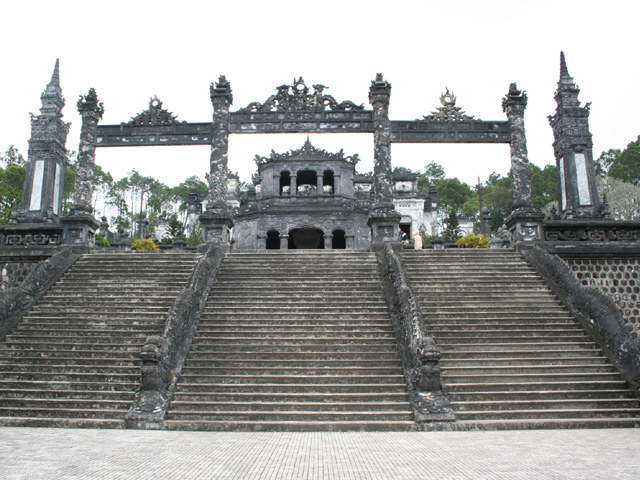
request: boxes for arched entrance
[332,229,346,249]
[266,230,280,249]
[288,228,324,249]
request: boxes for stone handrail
[522,246,640,390]
[375,244,454,423]
[0,247,78,341]
[126,243,225,429]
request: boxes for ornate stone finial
[77,88,105,119]
[601,194,611,219]
[50,58,61,87]
[39,59,65,116]
[424,88,475,122]
[502,82,528,112]
[369,73,391,105]
[210,75,233,105]
[560,51,569,78]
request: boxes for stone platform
[1,427,638,479]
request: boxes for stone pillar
[548,52,600,218]
[20,59,69,224]
[502,83,543,247]
[367,73,401,249]
[200,75,233,245]
[290,175,297,197]
[61,88,104,247]
[279,234,289,250]
[324,234,333,249]
[316,174,323,196]
[480,207,492,238]
[334,174,341,196]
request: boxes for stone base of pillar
[199,209,233,246]
[61,214,100,247]
[368,209,402,252]
[279,235,289,250]
[505,207,545,250]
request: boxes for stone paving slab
[1,427,639,479]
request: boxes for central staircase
[166,250,413,431]
[0,251,197,428]
[402,249,640,429]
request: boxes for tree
[0,146,26,224]
[530,164,557,211]
[597,136,640,186]
[432,177,474,214]
[443,209,462,243]
[597,176,640,221]
[482,172,513,232]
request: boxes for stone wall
[563,256,640,340]
[1,262,40,294]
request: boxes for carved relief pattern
[423,89,476,122]
[254,137,358,165]
[502,83,534,210]
[72,88,104,215]
[544,227,640,242]
[129,97,182,125]
[1,232,62,246]
[206,76,233,211]
[369,74,394,209]
[238,77,364,113]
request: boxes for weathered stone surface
[19,60,70,223]
[69,88,104,216]
[0,247,78,341]
[126,244,225,429]
[548,52,601,218]
[375,244,454,422]
[206,76,233,213]
[523,246,640,389]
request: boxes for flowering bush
[131,238,159,251]
[456,233,489,248]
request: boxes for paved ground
[1,427,639,479]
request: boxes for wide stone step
[454,408,640,421]
[199,314,393,321]
[171,392,409,403]
[196,320,394,328]
[0,380,137,392]
[0,398,132,410]
[434,335,588,344]
[5,334,149,344]
[445,380,630,392]
[12,327,160,336]
[169,400,411,413]
[0,389,134,400]
[166,410,411,422]
[432,330,585,339]
[184,359,402,368]
[190,338,398,347]
[0,364,137,374]
[448,389,638,401]
[451,398,640,412]
[0,348,140,359]
[15,322,163,331]
[427,320,578,328]
[0,406,128,419]
[185,351,401,361]
[440,348,601,359]
[0,371,139,382]
[178,374,405,385]
[442,372,622,384]
[192,332,394,340]
[181,367,403,376]
[176,383,408,394]
[195,327,394,335]
[188,343,399,353]
[202,306,390,314]
[438,342,597,352]
[163,419,414,432]
[3,343,142,352]
[442,356,609,367]
[0,356,140,367]
[442,364,616,375]
[453,418,640,431]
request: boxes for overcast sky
[1,1,638,189]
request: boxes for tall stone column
[70,89,104,215]
[61,88,104,246]
[502,83,543,247]
[200,75,234,246]
[20,59,70,224]
[367,74,401,249]
[548,52,600,218]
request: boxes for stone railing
[126,243,225,429]
[375,244,454,424]
[0,247,78,341]
[522,246,640,390]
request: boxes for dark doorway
[279,171,291,195]
[400,223,411,239]
[323,170,334,194]
[332,229,346,249]
[288,228,324,249]
[266,230,280,249]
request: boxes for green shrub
[456,233,489,248]
[95,233,111,248]
[131,238,159,251]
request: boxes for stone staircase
[402,249,640,429]
[166,250,413,431]
[0,251,197,428]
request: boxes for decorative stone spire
[548,51,600,218]
[20,59,70,222]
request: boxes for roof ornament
[423,88,476,122]
[239,77,364,113]
[254,138,359,165]
[128,97,183,125]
